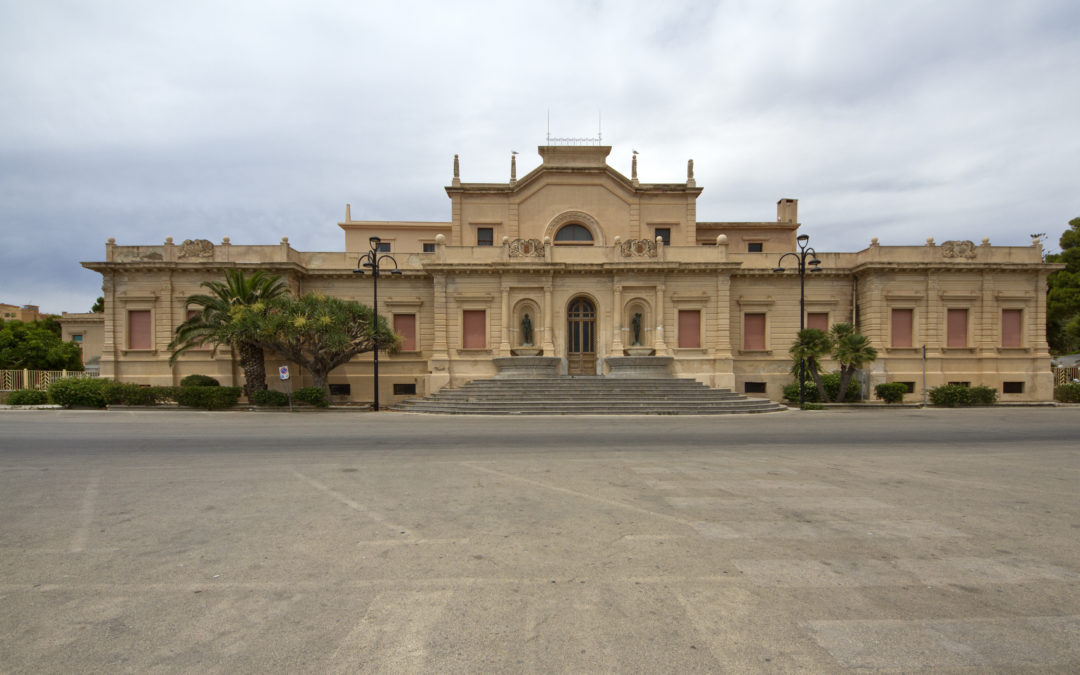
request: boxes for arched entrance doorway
[567,297,596,375]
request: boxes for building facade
[83,145,1056,403]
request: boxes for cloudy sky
[2,0,1078,314]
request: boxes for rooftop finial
[687,159,695,187]
[510,152,517,185]
[452,154,460,187]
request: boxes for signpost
[279,365,292,411]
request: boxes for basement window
[328,384,351,396]
[1002,381,1024,394]
[393,383,417,395]
[744,382,767,394]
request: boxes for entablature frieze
[736,296,776,308]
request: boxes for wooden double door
[566,297,596,375]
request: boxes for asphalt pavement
[1,407,1078,672]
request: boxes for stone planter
[605,355,674,378]
[493,356,562,378]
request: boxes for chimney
[777,198,798,224]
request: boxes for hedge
[6,389,50,405]
[102,382,179,406]
[249,389,290,406]
[293,386,329,408]
[47,377,112,408]
[1054,382,1080,403]
[179,374,220,387]
[928,384,997,407]
[783,372,861,403]
[174,386,242,410]
[874,382,908,404]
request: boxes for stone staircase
[391,377,789,415]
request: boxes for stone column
[612,282,624,353]
[654,283,668,354]
[429,273,450,392]
[542,281,555,355]
[499,283,511,356]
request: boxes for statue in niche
[521,313,533,346]
[631,312,643,345]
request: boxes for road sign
[279,365,290,381]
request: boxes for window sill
[737,349,772,355]
[458,348,492,354]
[886,347,921,353]
[996,347,1031,353]
[942,347,976,353]
[122,349,158,355]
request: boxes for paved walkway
[1,409,1078,672]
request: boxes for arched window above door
[554,224,594,244]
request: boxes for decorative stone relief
[508,238,545,257]
[941,240,977,259]
[178,239,215,259]
[618,238,657,257]
[115,247,163,262]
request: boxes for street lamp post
[354,236,401,411]
[774,233,822,408]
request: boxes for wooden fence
[0,369,99,391]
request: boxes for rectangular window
[462,310,486,349]
[744,313,766,351]
[422,242,435,253]
[1002,309,1022,347]
[654,227,671,245]
[375,241,391,253]
[393,383,417,395]
[394,314,417,351]
[477,227,494,246]
[806,312,828,331]
[128,310,151,350]
[744,381,767,394]
[891,308,913,347]
[72,334,83,342]
[1002,381,1024,394]
[677,310,701,348]
[328,383,351,396]
[900,381,916,393]
[947,308,968,348]
[747,242,763,253]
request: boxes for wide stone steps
[391,377,789,415]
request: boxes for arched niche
[624,298,653,348]
[512,299,541,348]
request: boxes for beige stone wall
[81,147,1057,404]
[58,312,105,369]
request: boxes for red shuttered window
[1002,309,1022,347]
[806,312,828,331]
[678,310,701,348]
[394,314,417,351]
[947,309,968,348]
[891,309,913,348]
[744,313,766,351]
[462,310,486,349]
[129,310,151,350]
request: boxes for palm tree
[789,328,832,402]
[830,323,878,402]
[169,269,289,395]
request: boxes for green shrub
[293,386,329,408]
[102,382,176,406]
[929,384,998,407]
[968,385,997,406]
[801,403,825,410]
[179,374,220,387]
[7,389,49,405]
[874,382,908,404]
[782,372,861,403]
[250,389,289,406]
[47,377,111,408]
[1054,382,1080,403]
[175,386,241,410]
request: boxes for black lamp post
[354,236,401,411]
[774,233,822,408]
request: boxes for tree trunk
[809,358,829,402]
[835,366,854,403]
[237,342,267,397]
[311,370,329,398]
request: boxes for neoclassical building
[84,144,1056,403]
